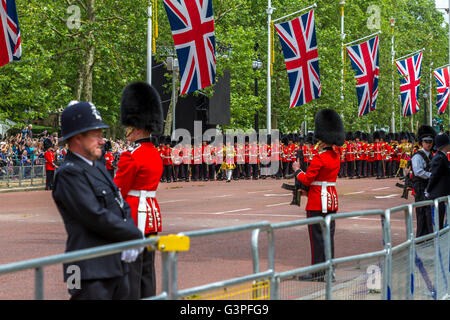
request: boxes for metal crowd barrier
[0,196,448,300]
[0,161,46,188]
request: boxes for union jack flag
[275,10,321,109]
[0,0,21,67]
[163,0,216,95]
[346,36,379,117]
[433,66,449,115]
[396,52,423,117]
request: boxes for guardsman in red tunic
[43,138,57,190]
[345,132,355,179]
[259,136,271,179]
[270,136,281,179]
[113,82,164,299]
[249,139,259,179]
[244,137,251,179]
[103,140,115,178]
[373,131,385,179]
[384,133,394,178]
[192,139,202,181]
[171,139,183,182]
[292,108,345,282]
[181,140,191,181]
[354,132,363,178]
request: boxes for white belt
[128,190,157,234]
[311,181,336,213]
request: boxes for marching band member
[292,108,345,282]
[221,137,236,182]
[114,82,164,299]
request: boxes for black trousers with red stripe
[306,210,336,266]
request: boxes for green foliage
[1,0,449,134]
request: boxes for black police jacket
[427,150,450,200]
[52,151,142,281]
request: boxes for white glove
[121,249,139,263]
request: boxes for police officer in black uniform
[52,101,143,300]
[411,125,436,237]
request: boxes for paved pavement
[0,176,413,299]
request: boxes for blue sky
[435,0,449,23]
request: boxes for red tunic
[345,142,355,162]
[44,151,56,171]
[114,140,163,234]
[296,148,340,212]
[104,152,114,170]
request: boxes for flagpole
[394,48,425,62]
[272,3,317,23]
[147,4,153,85]
[345,30,381,47]
[340,1,345,103]
[267,0,274,135]
[429,48,433,126]
[391,18,395,133]
[434,63,450,71]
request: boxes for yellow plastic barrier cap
[156,234,190,252]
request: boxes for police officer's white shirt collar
[72,151,94,166]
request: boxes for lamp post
[340,0,345,103]
[253,43,263,131]
[423,90,428,125]
[166,56,179,140]
[390,17,395,132]
[147,4,153,85]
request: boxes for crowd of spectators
[0,125,131,179]
[0,125,61,178]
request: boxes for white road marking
[210,194,233,198]
[264,193,292,197]
[213,208,252,215]
[240,213,304,218]
[344,191,365,195]
[374,194,399,199]
[248,190,273,194]
[265,202,291,207]
[158,199,187,204]
[372,187,391,191]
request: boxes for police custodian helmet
[60,101,109,141]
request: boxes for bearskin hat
[361,132,368,141]
[346,131,353,141]
[120,82,163,135]
[43,138,53,151]
[373,131,380,141]
[104,140,112,152]
[417,125,436,143]
[314,108,345,146]
[379,130,386,141]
